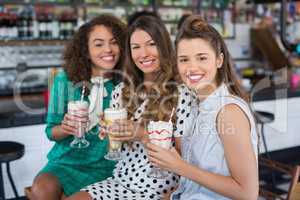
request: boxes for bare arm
[172,104,258,200]
[147,104,258,200]
[174,137,181,155]
[51,125,69,141]
[51,114,89,141]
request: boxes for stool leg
[0,163,5,200]
[261,124,271,158]
[261,124,277,189]
[6,162,19,198]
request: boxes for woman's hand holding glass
[146,143,184,175]
[62,102,90,149]
[61,113,89,137]
[99,119,148,143]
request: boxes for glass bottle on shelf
[0,12,8,40]
[59,14,67,39]
[38,13,47,39]
[59,11,77,40]
[10,14,18,39]
[7,13,13,39]
[0,12,3,39]
[26,10,34,39]
[45,12,53,39]
[17,11,26,39]
[52,14,60,39]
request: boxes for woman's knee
[31,173,62,198]
[65,191,92,200]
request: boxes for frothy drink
[148,121,173,149]
[68,101,89,137]
[104,108,128,151]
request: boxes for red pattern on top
[147,129,172,135]
[150,137,172,141]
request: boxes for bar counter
[0,93,46,128]
[1,85,300,128]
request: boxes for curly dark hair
[122,15,179,122]
[62,14,126,85]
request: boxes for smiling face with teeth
[130,29,160,79]
[177,38,223,95]
[88,25,120,76]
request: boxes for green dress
[40,71,116,196]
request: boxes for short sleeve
[173,84,195,137]
[110,82,124,109]
[45,72,69,141]
[214,96,258,157]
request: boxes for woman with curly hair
[66,14,194,200]
[30,14,126,200]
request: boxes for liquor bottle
[45,12,53,39]
[59,14,67,39]
[52,16,60,39]
[26,10,34,39]
[0,12,8,39]
[0,12,3,39]
[17,11,26,39]
[10,13,18,39]
[38,13,47,39]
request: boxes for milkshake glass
[147,120,173,178]
[104,108,127,160]
[68,100,89,148]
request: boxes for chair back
[259,157,300,200]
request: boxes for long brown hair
[62,14,126,85]
[122,15,178,122]
[175,15,248,102]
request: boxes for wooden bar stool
[0,141,24,200]
[24,186,33,199]
[259,157,300,200]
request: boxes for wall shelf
[157,4,195,9]
[0,39,68,46]
[0,0,74,6]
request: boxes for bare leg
[61,193,67,200]
[65,191,92,200]
[31,173,62,200]
[162,192,172,200]
[162,187,177,200]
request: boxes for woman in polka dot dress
[66,15,194,200]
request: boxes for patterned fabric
[88,76,109,131]
[40,71,116,196]
[171,84,258,200]
[82,83,195,200]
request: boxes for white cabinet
[0,124,53,199]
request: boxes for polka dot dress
[82,83,194,200]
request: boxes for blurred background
[0,0,300,199]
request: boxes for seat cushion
[0,141,24,162]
